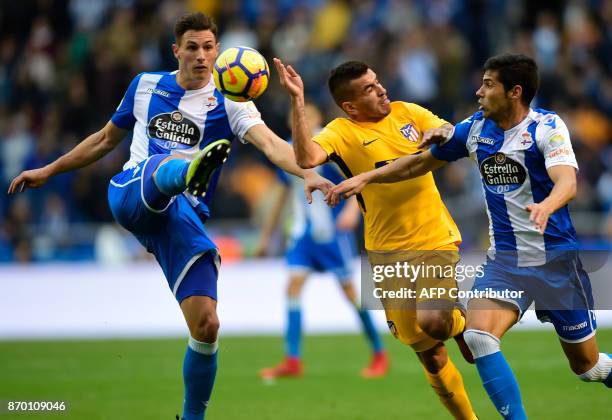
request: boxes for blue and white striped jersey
[431,108,578,266]
[111,71,264,215]
[278,161,348,243]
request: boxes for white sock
[579,353,612,382]
[188,336,218,355]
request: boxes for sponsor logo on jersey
[148,111,200,146]
[362,137,379,146]
[146,87,171,97]
[400,123,419,142]
[547,147,571,159]
[479,152,527,194]
[548,134,565,147]
[544,116,557,129]
[472,135,495,145]
[562,321,587,331]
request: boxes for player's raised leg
[179,252,221,420]
[339,281,388,378]
[259,273,307,379]
[149,139,231,202]
[464,299,526,420]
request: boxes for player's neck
[176,72,209,91]
[495,105,530,131]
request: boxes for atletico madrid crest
[400,123,419,142]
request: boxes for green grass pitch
[1,329,610,419]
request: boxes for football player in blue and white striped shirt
[328,54,611,419]
[8,12,331,420]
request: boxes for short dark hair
[328,61,370,107]
[174,12,218,45]
[484,54,539,106]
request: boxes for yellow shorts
[368,245,460,352]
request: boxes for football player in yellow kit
[274,58,477,420]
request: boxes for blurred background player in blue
[256,102,387,379]
[7,12,331,420]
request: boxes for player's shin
[421,356,477,420]
[463,329,527,419]
[286,297,302,358]
[182,337,218,420]
[154,158,189,196]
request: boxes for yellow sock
[449,308,465,338]
[423,357,477,420]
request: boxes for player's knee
[191,312,220,342]
[417,310,452,340]
[287,277,304,297]
[463,329,500,359]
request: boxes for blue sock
[357,309,383,353]
[286,298,302,358]
[475,351,527,419]
[155,158,189,196]
[182,338,218,420]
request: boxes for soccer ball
[213,46,270,102]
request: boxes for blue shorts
[286,232,355,282]
[473,252,597,343]
[107,155,219,302]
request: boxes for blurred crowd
[0,0,611,262]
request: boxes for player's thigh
[108,155,174,232]
[415,249,461,327]
[466,298,518,338]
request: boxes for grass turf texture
[1,329,610,419]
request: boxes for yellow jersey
[312,101,461,251]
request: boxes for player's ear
[341,101,356,116]
[172,43,180,60]
[214,42,220,58]
[509,85,522,102]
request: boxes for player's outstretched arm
[8,121,127,194]
[326,150,446,205]
[525,165,577,234]
[418,123,454,149]
[273,58,328,169]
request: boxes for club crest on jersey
[480,152,527,194]
[400,123,419,142]
[148,111,201,147]
[205,96,217,109]
[519,131,533,148]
